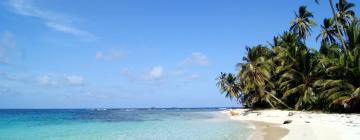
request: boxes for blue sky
[0,0,359,108]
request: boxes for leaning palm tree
[290,6,316,41]
[238,46,292,109]
[278,49,320,110]
[315,48,360,111]
[271,30,322,110]
[317,18,338,44]
[315,22,360,111]
[216,72,240,100]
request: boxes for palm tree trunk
[268,93,293,109]
[328,0,347,51]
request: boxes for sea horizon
[0,107,241,110]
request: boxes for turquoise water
[0,109,252,140]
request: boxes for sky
[0,0,359,109]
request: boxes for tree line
[217,0,360,112]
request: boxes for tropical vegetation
[217,0,360,112]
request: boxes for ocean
[0,108,252,140]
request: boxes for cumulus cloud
[95,50,127,61]
[144,66,164,80]
[64,75,84,86]
[179,52,210,66]
[120,66,165,83]
[37,74,84,87]
[0,32,22,64]
[7,0,94,40]
[37,75,50,86]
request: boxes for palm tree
[319,42,342,60]
[315,22,360,111]
[278,49,320,110]
[336,0,356,27]
[216,72,240,100]
[238,46,292,109]
[290,6,316,41]
[315,48,360,111]
[217,3,360,112]
[344,20,360,50]
[315,0,348,50]
[317,18,338,44]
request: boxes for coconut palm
[336,0,356,27]
[315,0,348,50]
[217,3,360,112]
[290,6,316,41]
[314,22,360,111]
[317,18,338,44]
[278,49,320,110]
[319,42,342,61]
[216,72,240,100]
[344,20,360,50]
[315,48,360,111]
[238,46,292,109]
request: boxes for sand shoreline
[223,109,360,140]
[247,121,289,140]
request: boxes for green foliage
[217,0,360,112]
[290,6,317,41]
[317,18,338,44]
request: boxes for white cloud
[46,22,95,40]
[37,75,56,86]
[95,50,127,61]
[172,69,201,81]
[7,0,94,40]
[36,74,84,87]
[8,0,70,22]
[121,66,201,84]
[65,75,84,86]
[0,32,22,64]
[179,52,210,66]
[120,67,165,83]
[144,66,164,80]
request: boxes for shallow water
[0,108,252,140]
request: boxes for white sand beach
[224,109,360,140]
